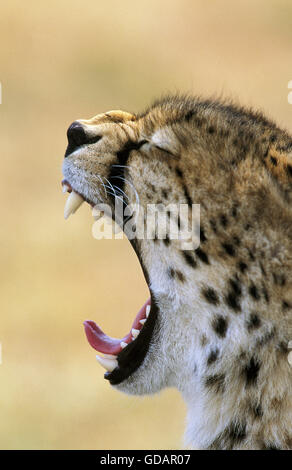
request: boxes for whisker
[96,174,107,197]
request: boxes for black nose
[67,121,87,146]
[65,121,102,157]
[65,122,88,157]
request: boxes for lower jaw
[62,179,159,385]
[104,294,158,385]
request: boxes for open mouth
[62,179,158,385]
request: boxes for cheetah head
[62,100,204,396]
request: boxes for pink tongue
[83,298,151,355]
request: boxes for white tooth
[146,305,151,318]
[131,328,140,338]
[96,355,118,372]
[62,184,70,193]
[139,319,146,325]
[103,354,117,359]
[120,342,128,349]
[64,191,84,219]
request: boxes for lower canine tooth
[146,305,151,317]
[140,319,146,325]
[64,191,84,219]
[96,355,118,372]
[131,328,140,338]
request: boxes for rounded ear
[105,110,136,123]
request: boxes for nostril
[67,121,87,147]
[65,121,102,158]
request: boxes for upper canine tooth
[131,328,140,338]
[96,355,118,372]
[64,191,84,219]
[120,342,128,349]
[139,319,146,325]
[146,305,151,318]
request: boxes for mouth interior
[83,298,151,356]
[62,179,157,385]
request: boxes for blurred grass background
[0,0,292,449]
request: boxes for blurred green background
[0,0,292,449]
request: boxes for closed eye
[154,144,175,156]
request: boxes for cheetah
[62,95,292,450]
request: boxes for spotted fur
[63,95,292,450]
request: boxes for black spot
[175,270,186,282]
[183,185,193,207]
[246,313,261,331]
[205,373,225,393]
[175,167,183,178]
[207,348,219,365]
[270,156,278,166]
[210,420,247,449]
[262,444,281,451]
[185,110,194,121]
[202,287,220,305]
[200,226,207,243]
[210,219,217,233]
[167,267,185,283]
[282,300,291,310]
[231,204,239,218]
[195,247,209,264]
[162,189,168,199]
[259,262,266,277]
[200,335,208,347]
[222,242,235,256]
[262,286,270,303]
[247,249,255,261]
[208,126,215,134]
[273,273,286,286]
[238,261,248,273]
[228,421,247,443]
[163,235,170,246]
[220,215,228,228]
[243,357,261,387]
[256,327,275,347]
[212,315,228,338]
[229,277,242,296]
[233,236,241,246]
[252,403,263,419]
[277,341,288,354]
[249,284,260,301]
[168,267,175,279]
[182,250,197,268]
[287,164,292,177]
[225,292,241,312]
